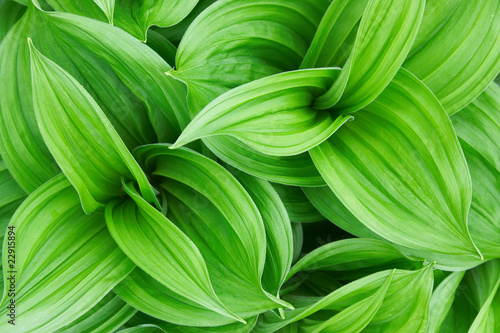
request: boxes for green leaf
[0,0,26,41]
[427,271,465,333]
[303,186,377,239]
[299,271,393,333]
[172,68,352,156]
[287,239,413,281]
[404,0,500,115]
[203,136,325,186]
[153,0,216,46]
[29,40,158,213]
[105,180,242,323]
[93,0,114,23]
[310,69,481,264]
[312,0,425,112]
[113,0,199,41]
[0,174,135,332]
[54,291,137,333]
[134,145,291,313]
[42,0,108,22]
[115,268,246,327]
[0,6,188,192]
[466,260,500,333]
[126,311,258,333]
[256,264,433,332]
[0,158,26,234]
[451,83,500,259]
[228,168,293,297]
[271,183,323,223]
[146,29,177,68]
[170,0,329,114]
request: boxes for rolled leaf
[310,69,481,264]
[312,0,425,112]
[0,174,135,332]
[29,40,157,213]
[172,68,352,156]
[405,0,500,115]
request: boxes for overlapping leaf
[272,183,323,223]
[310,69,481,266]
[256,264,433,332]
[0,5,188,192]
[451,83,500,259]
[309,0,425,112]
[0,174,134,332]
[170,0,329,114]
[29,41,157,213]
[405,0,500,115]
[228,169,293,297]
[172,68,352,156]
[54,291,137,333]
[0,0,26,41]
[427,271,465,333]
[106,180,242,324]
[133,145,290,315]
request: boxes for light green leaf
[0,174,135,332]
[134,145,291,314]
[172,68,352,156]
[29,40,157,213]
[118,326,163,333]
[171,0,329,114]
[0,0,26,41]
[303,186,377,239]
[146,29,177,68]
[113,0,199,41]
[126,311,258,333]
[228,168,293,297]
[292,222,303,264]
[300,271,393,333]
[256,264,433,332]
[0,158,26,235]
[105,180,242,323]
[312,0,425,112]
[405,0,500,115]
[452,83,500,258]
[310,69,481,264]
[93,0,114,23]
[0,6,188,192]
[427,271,465,333]
[42,0,107,22]
[54,291,137,333]
[467,260,500,333]
[203,136,325,186]
[153,0,216,46]
[115,268,247,327]
[287,239,413,280]
[271,183,323,223]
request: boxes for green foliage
[0,0,499,332]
